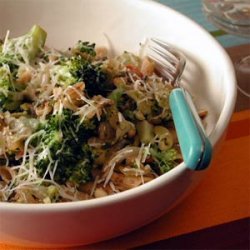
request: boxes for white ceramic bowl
[0,0,236,247]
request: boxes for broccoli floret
[32,109,97,185]
[2,25,47,64]
[150,147,180,174]
[0,52,17,72]
[50,38,112,94]
[69,55,112,96]
[110,90,136,121]
[53,55,112,96]
[0,93,7,109]
[50,63,78,86]
[0,93,22,112]
[73,41,96,58]
[0,25,47,111]
[0,65,22,111]
[76,61,111,96]
[68,144,94,184]
[0,66,12,95]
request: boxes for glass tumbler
[203,0,250,99]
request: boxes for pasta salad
[0,25,182,203]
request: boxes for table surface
[1,1,249,249]
[94,111,250,250]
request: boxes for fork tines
[147,38,186,85]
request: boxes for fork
[146,38,212,170]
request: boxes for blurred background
[156,0,249,47]
[156,0,250,111]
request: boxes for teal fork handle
[169,89,212,170]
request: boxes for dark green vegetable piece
[74,59,112,97]
[32,109,97,185]
[56,55,112,96]
[109,90,136,121]
[0,66,21,111]
[0,25,47,111]
[74,41,96,57]
[1,25,47,63]
[150,147,180,174]
[52,39,112,95]
[25,25,47,61]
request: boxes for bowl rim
[0,0,237,210]
[0,163,187,211]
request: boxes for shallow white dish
[0,0,236,247]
